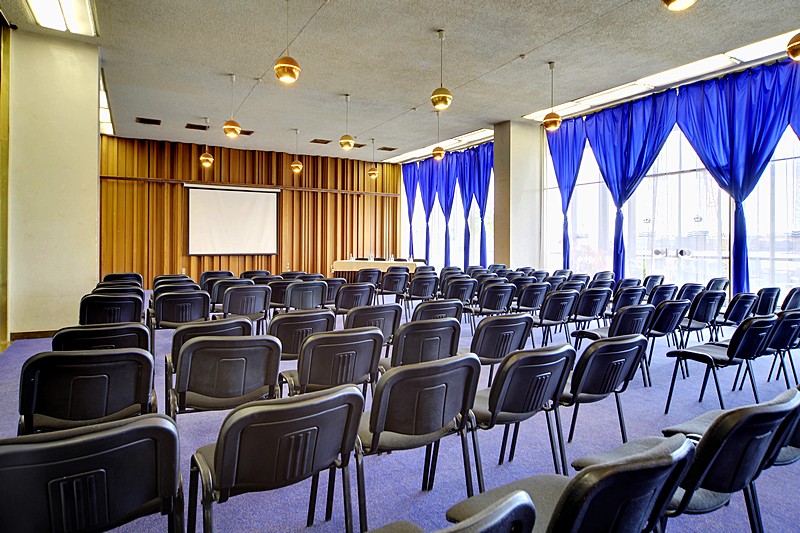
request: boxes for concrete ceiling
[2,0,798,161]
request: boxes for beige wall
[8,31,99,333]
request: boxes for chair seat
[560,389,608,405]
[668,486,732,515]
[378,357,391,372]
[679,318,708,331]
[536,318,565,327]
[774,445,800,466]
[572,314,599,323]
[472,388,534,426]
[358,413,455,453]
[446,473,568,533]
[368,521,425,533]
[570,436,672,470]
[281,369,370,395]
[158,318,208,329]
[571,327,608,340]
[30,404,145,432]
[182,388,272,411]
[666,344,740,366]
[661,409,724,438]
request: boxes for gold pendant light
[339,94,355,150]
[662,0,697,11]
[432,111,445,161]
[431,30,453,111]
[368,138,379,179]
[291,128,303,173]
[542,62,562,132]
[274,0,301,83]
[200,117,214,168]
[223,74,241,138]
[788,32,800,61]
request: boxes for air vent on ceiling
[353,143,366,149]
[378,146,398,152]
[185,123,209,131]
[240,130,254,136]
[310,138,332,144]
[135,117,161,126]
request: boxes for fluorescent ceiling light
[524,101,591,121]
[576,82,653,108]
[637,55,739,88]
[726,29,800,62]
[25,0,96,36]
[384,128,494,165]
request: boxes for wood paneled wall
[100,136,401,288]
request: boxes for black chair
[766,386,800,468]
[355,354,481,532]
[323,277,348,305]
[780,287,800,311]
[268,280,300,314]
[412,299,463,322]
[387,265,410,273]
[604,286,646,324]
[93,285,147,302]
[560,334,649,445]
[446,433,694,533]
[530,290,579,347]
[706,277,730,291]
[570,287,612,332]
[676,282,704,302]
[240,269,270,279]
[153,273,191,284]
[444,278,478,310]
[280,327,384,396]
[588,278,615,290]
[52,322,150,351]
[401,275,438,320]
[509,275,536,294]
[593,270,615,281]
[356,268,381,285]
[209,278,253,311]
[149,291,211,353]
[467,314,533,386]
[285,280,327,311]
[488,263,506,273]
[495,268,513,278]
[18,348,156,434]
[659,388,800,533]
[516,266,534,275]
[709,292,757,341]
[103,272,144,285]
[642,299,692,386]
[557,280,585,293]
[569,273,591,285]
[252,274,283,284]
[299,273,325,281]
[152,282,202,304]
[765,310,800,387]
[218,284,271,334]
[345,303,402,357]
[470,344,575,483]
[552,269,572,278]
[616,278,642,291]
[643,274,665,295]
[754,286,781,316]
[334,283,377,323]
[0,414,183,532]
[168,335,282,419]
[542,275,566,291]
[648,283,678,306]
[189,385,364,533]
[464,283,516,334]
[504,271,523,282]
[79,293,143,325]
[376,272,409,304]
[572,304,654,349]
[511,282,548,315]
[676,290,726,348]
[280,270,307,280]
[200,270,234,287]
[267,309,336,361]
[466,265,484,276]
[664,315,777,414]
[379,317,461,372]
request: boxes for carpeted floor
[1,311,797,532]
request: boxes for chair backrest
[174,335,282,412]
[495,269,514,278]
[279,271,307,280]
[504,271,523,282]
[550,434,695,533]
[407,275,438,299]
[673,388,800,516]
[445,278,478,304]
[203,276,231,294]
[379,272,409,294]
[210,385,363,501]
[573,288,613,319]
[391,317,461,367]
[754,287,781,316]
[267,280,299,305]
[322,277,348,304]
[543,275,566,291]
[720,292,757,324]
[488,264,506,273]
[553,269,572,278]
[475,273,498,286]
[344,303,402,342]
[476,283,516,312]
[240,269,270,279]
[647,283,678,306]
[593,270,615,281]
[285,280,326,310]
[648,300,691,336]
[412,299,464,322]
[367,354,481,447]
[675,282,704,302]
[267,309,336,359]
[95,280,142,289]
[170,316,252,361]
[516,266,534,275]
[781,287,800,311]
[387,265,410,273]
[485,344,575,427]
[569,334,648,398]
[415,265,436,273]
[569,273,591,285]
[153,282,201,300]
[298,273,325,281]
[706,277,730,291]
[0,414,181,531]
[539,290,579,323]
[92,286,147,301]
[19,348,154,434]
[611,287,646,313]
[470,268,490,278]
[724,314,778,361]
[252,274,284,285]
[52,322,149,351]
[767,310,800,352]
[153,291,210,327]
[222,285,271,317]
[510,276,536,293]
[79,293,143,325]
[470,314,534,363]
[103,272,143,286]
[296,327,384,393]
[356,268,381,284]
[153,274,191,286]
[211,278,254,304]
[608,304,655,337]
[643,274,665,295]
[558,280,586,293]
[438,491,536,533]
[684,290,726,326]
[200,270,234,286]
[335,283,376,310]
[588,278,615,290]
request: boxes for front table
[331,260,419,282]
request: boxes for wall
[8,31,99,334]
[100,137,401,287]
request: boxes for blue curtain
[677,60,795,294]
[438,155,458,267]
[547,117,587,269]
[585,91,677,281]
[791,61,800,140]
[473,142,494,267]
[401,162,419,258]
[458,149,476,269]
[417,158,438,263]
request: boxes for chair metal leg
[355,441,368,533]
[699,366,711,402]
[509,422,521,462]
[743,482,765,533]
[710,364,726,409]
[498,425,510,465]
[487,365,494,387]
[428,440,441,491]
[615,392,628,443]
[553,405,568,475]
[779,351,792,388]
[342,463,354,533]
[460,429,475,497]
[746,360,761,403]
[767,354,779,381]
[421,443,432,491]
[468,414,485,493]
[188,461,199,533]
[307,472,319,527]
[567,403,580,443]
[325,467,336,521]
[732,363,743,391]
[544,410,561,474]
[664,358,682,415]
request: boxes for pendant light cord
[295,129,299,156]
[440,33,444,87]
[345,95,350,134]
[285,0,290,55]
[229,74,235,119]
[437,112,440,142]
[550,62,555,111]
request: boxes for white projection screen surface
[188,187,279,255]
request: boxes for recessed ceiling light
[726,29,800,63]
[576,82,653,108]
[26,0,96,36]
[637,55,739,88]
[523,102,591,122]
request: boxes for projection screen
[187,185,279,255]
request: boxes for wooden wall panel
[100,136,401,287]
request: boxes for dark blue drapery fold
[547,117,587,269]
[401,162,419,258]
[677,60,795,294]
[417,158,439,262]
[585,91,677,281]
[457,149,475,270]
[791,61,800,140]
[473,142,494,267]
[438,156,458,267]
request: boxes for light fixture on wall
[25,0,96,36]
[200,117,214,168]
[291,129,303,173]
[222,74,242,138]
[432,112,445,161]
[788,32,800,61]
[431,29,453,111]
[662,0,697,11]
[274,0,301,83]
[542,62,562,132]
[368,138,379,179]
[339,94,355,151]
